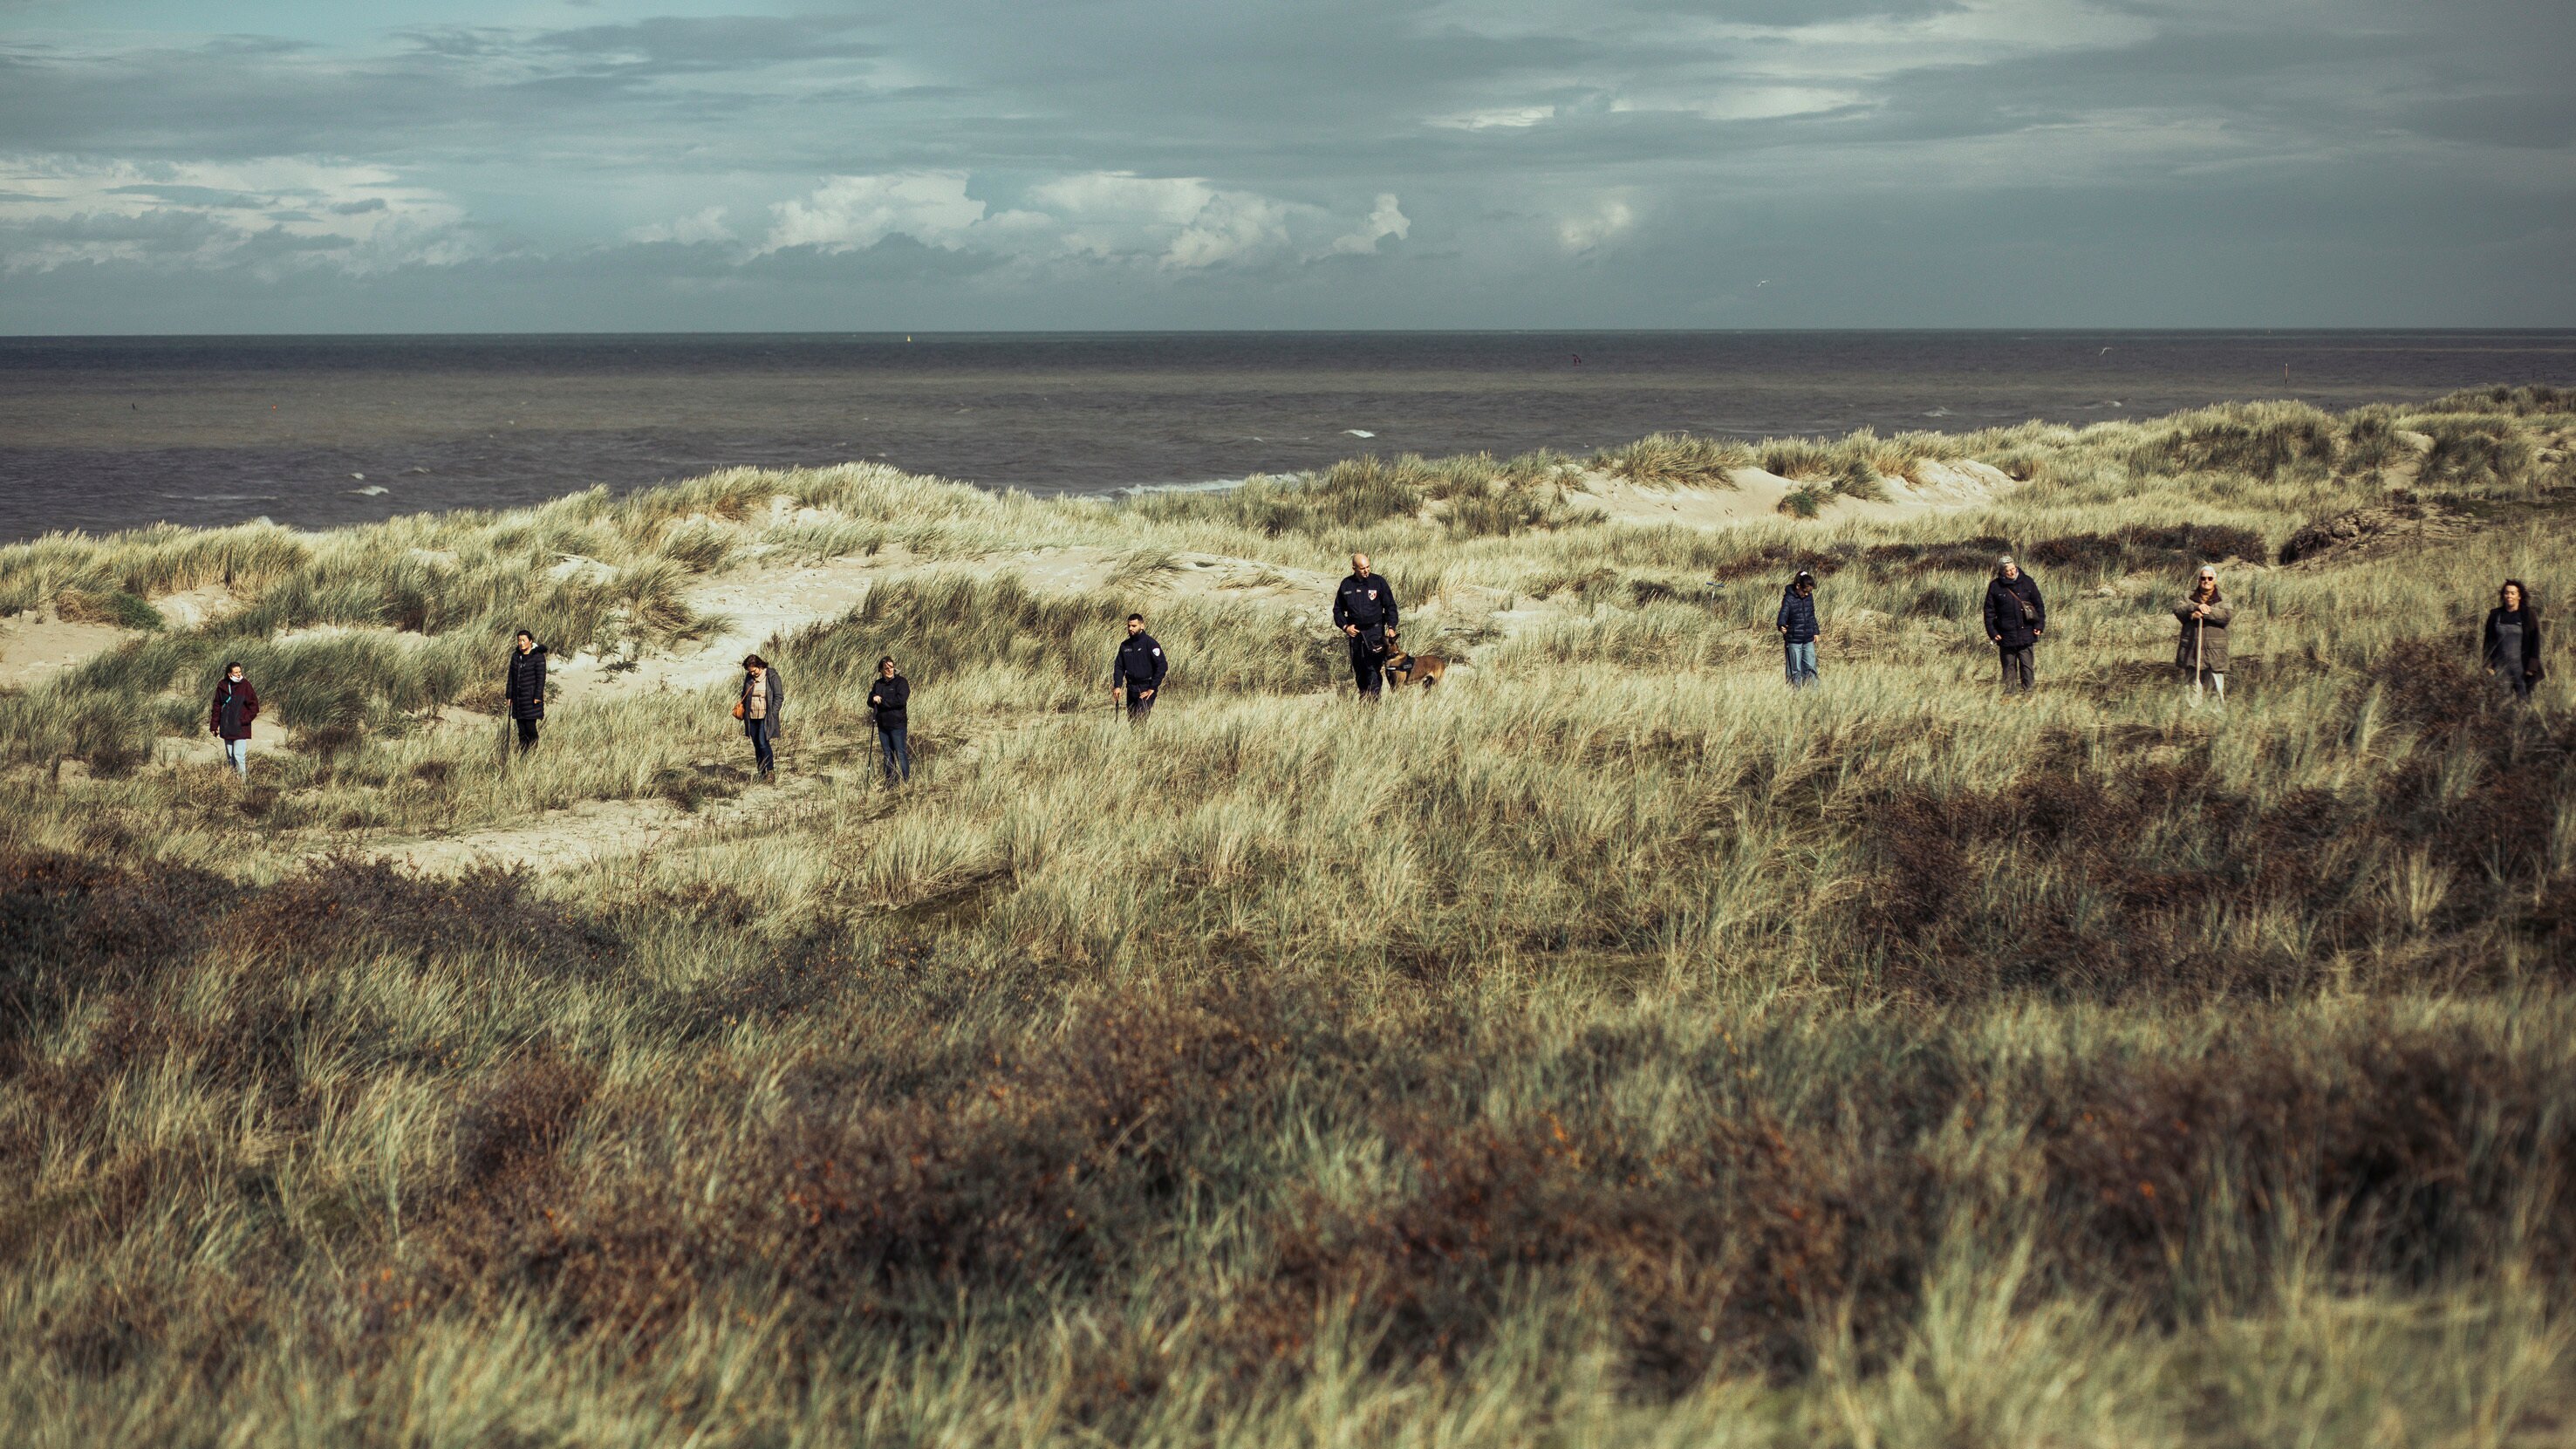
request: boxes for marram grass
[2,389,2573,1446]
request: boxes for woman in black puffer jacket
[503,630,548,753]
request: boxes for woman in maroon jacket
[208,661,259,777]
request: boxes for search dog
[1382,634,1449,689]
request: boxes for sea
[2,331,2570,544]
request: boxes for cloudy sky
[3,0,2569,331]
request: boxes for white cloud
[1557,195,1636,254]
[627,206,732,245]
[759,172,988,254]
[1430,106,1559,131]
[2,155,1413,281]
[1329,194,1411,256]
[1026,173,1312,269]
[0,154,470,274]
[1614,87,1868,122]
[1023,174,1410,270]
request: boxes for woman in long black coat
[2484,579,2543,703]
[504,630,548,753]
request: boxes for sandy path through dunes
[351,765,837,875]
[1570,459,2015,529]
[31,464,2021,878]
[0,612,135,689]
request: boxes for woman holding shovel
[2175,565,2232,707]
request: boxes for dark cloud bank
[2,0,2570,330]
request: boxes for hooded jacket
[504,644,549,721]
[209,677,260,742]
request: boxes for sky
[1,0,2570,331]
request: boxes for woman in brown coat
[2174,564,2232,707]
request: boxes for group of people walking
[199,557,2545,783]
[1777,555,2543,707]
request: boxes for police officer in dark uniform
[1332,552,1399,698]
[1110,612,1167,722]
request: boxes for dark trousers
[1997,645,2036,693]
[1348,635,1386,695]
[1125,694,1156,723]
[514,717,540,751]
[747,716,775,774]
[878,726,911,783]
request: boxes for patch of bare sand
[0,610,136,688]
[353,768,829,875]
[154,706,502,771]
[155,583,244,630]
[563,543,1313,701]
[1570,459,2014,528]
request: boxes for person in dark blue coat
[1110,613,1167,722]
[867,655,912,785]
[502,630,548,752]
[1331,552,1398,698]
[1982,556,2046,694]
[1776,570,1822,688]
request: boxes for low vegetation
[1,391,2572,1446]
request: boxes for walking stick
[2195,611,2205,700]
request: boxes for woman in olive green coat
[2175,564,2232,707]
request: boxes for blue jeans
[1783,639,1818,688]
[747,716,775,774]
[878,726,911,783]
[222,738,249,776]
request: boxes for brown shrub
[0,849,236,1070]
[1260,1104,1930,1394]
[224,858,620,978]
[2024,523,2269,577]
[1862,536,2014,575]
[1843,708,2569,1003]
[2033,1023,2576,1297]
[1706,543,1845,584]
[394,984,1299,1343]
[2369,637,2494,735]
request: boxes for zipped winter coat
[2173,594,2234,672]
[1983,573,2046,649]
[1332,573,1399,633]
[504,645,548,721]
[1776,586,1820,644]
[1113,632,1168,693]
[209,679,260,742]
[740,666,785,737]
[867,673,910,729]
